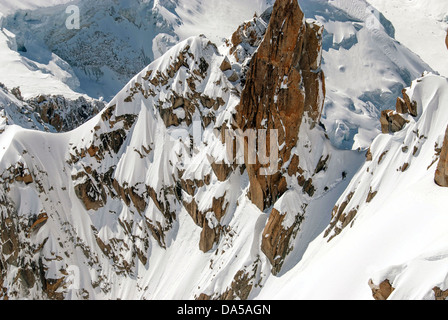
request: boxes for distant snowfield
[174,0,275,43]
[366,0,448,76]
[0,28,83,99]
[0,0,73,15]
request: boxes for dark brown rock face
[324,192,356,241]
[231,0,326,276]
[184,193,229,253]
[381,89,420,134]
[435,126,448,187]
[235,0,325,211]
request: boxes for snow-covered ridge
[259,72,448,300]
[0,83,103,133]
[0,0,435,152]
[0,0,446,301]
[0,1,363,299]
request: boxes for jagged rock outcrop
[434,286,448,300]
[26,95,103,132]
[261,208,304,274]
[380,110,408,134]
[324,192,356,241]
[369,279,395,300]
[396,89,418,117]
[446,30,448,50]
[381,88,420,134]
[435,126,448,187]
[235,0,325,211]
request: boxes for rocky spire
[235,0,325,211]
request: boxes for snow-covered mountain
[259,72,448,300]
[0,0,274,100]
[0,0,447,301]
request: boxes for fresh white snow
[366,0,448,77]
[0,0,447,301]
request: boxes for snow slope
[299,0,434,150]
[366,0,448,77]
[0,0,446,301]
[259,73,448,300]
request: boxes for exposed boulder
[435,126,448,187]
[10,87,23,101]
[220,57,232,72]
[401,89,418,117]
[393,89,418,117]
[184,193,228,253]
[28,213,48,235]
[6,162,33,185]
[324,192,355,241]
[214,270,254,300]
[73,172,107,211]
[380,110,408,134]
[369,279,395,300]
[395,97,407,114]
